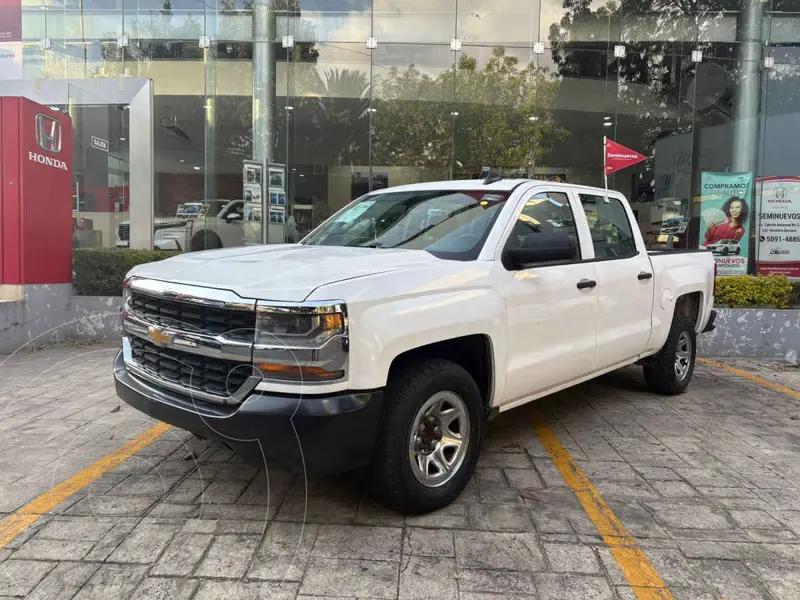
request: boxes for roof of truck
[367,179,624,197]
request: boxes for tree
[288,68,371,167]
[547,0,769,155]
[371,48,566,177]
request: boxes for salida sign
[0,97,73,284]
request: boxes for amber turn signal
[256,363,344,382]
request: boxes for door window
[504,191,581,262]
[580,194,638,259]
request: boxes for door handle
[638,271,653,281]
[577,279,597,290]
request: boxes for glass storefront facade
[4,0,800,275]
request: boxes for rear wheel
[368,359,482,514]
[643,315,696,395]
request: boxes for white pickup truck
[114,179,716,513]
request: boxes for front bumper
[113,351,383,473]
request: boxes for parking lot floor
[0,342,799,600]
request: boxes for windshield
[302,190,509,260]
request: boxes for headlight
[254,302,348,383]
[121,277,133,311]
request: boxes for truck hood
[128,244,442,302]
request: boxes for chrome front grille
[129,291,255,342]
[130,337,254,397]
[122,279,259,404]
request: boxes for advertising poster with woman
[698,172,752,275]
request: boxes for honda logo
[34,113,62,153]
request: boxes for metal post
[732,0,764,273]
[204,44,217,204]
[253,0,276,244]
[731,0,764,174]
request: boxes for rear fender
[646,260,713,354]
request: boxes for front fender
[308,264,506,400]
[350,289,503,390]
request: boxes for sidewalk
[0,345,798,599]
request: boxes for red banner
[0,0,21,42]
[605,139,647,175]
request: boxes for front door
[578,192,654,370]
[501,190,599,404]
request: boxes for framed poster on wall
[242,160,264,245]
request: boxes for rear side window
[580,194,638,259]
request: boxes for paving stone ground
[0,342,799,599]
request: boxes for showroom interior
[2,0,799,272]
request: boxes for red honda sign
[604,138,647,175]
[1,97,73,285]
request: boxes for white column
[129,80,154,250]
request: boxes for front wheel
[643,315,696,395]
[368,359,482,514]
[191,231,222,251]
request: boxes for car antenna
[481,166,503,185]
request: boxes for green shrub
[73,249,181,296]
[714,275,794,309]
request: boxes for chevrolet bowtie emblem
[147,325,171,346]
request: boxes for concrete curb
[0,285,121,354]
[698,307,800,360]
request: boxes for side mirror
[505,232,576,269]
[226,212,243,222]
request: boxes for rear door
[578,192,654,370]
[499,188,599,404]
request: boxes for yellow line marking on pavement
[533,418,674,600]
[0,422,171,549]
[698,358,800,400]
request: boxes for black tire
[643,315,696,395]
[368,359,483,514]
[191,231,222,251]
[722,247,729,256]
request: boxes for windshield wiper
[365,242,384,248]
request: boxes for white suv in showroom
[155,200,246,251]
